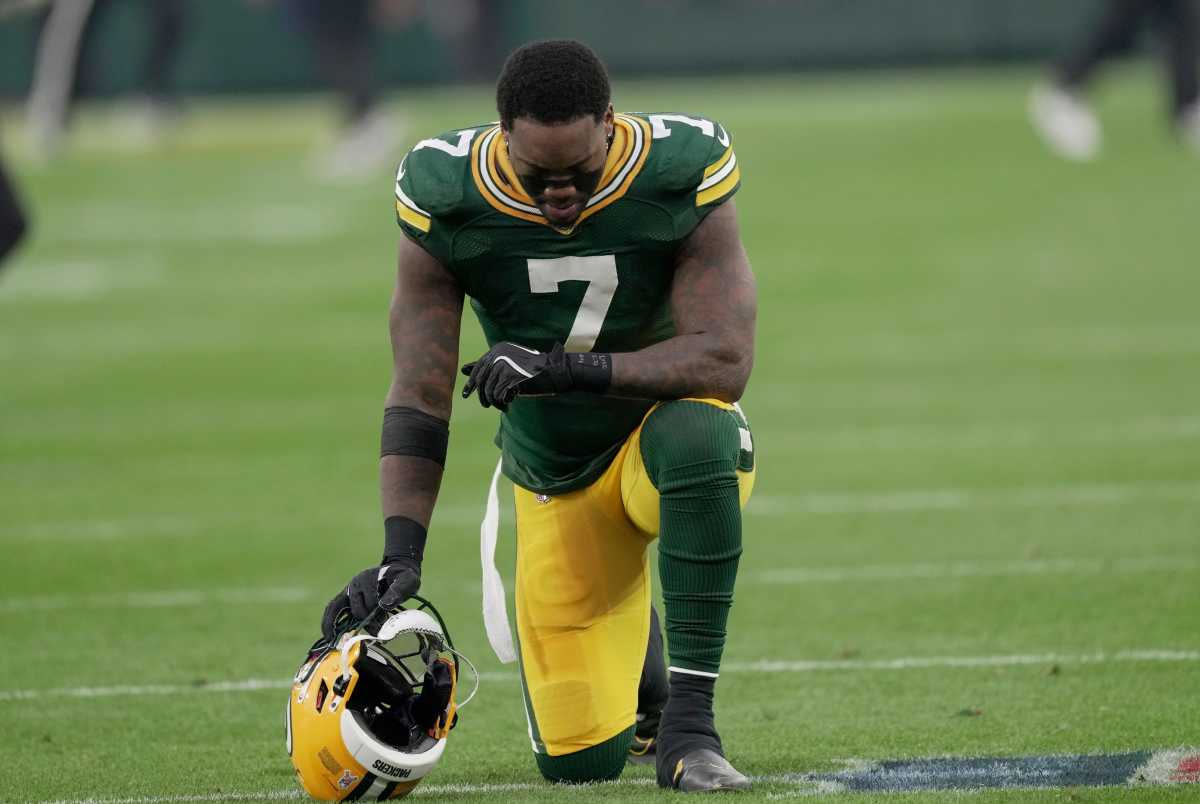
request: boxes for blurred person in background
[250,0,414,181]
[0,5,34,270]
[1030,0,1200,160]
[26,0,188,158]
[0,150,29,269]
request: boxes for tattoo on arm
[608,200,757,401]
[380,236,464,528]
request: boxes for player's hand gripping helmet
[286,596,477,801]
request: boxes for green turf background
[1,66,1198,802]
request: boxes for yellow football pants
[512,399,755,756]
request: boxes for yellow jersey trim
[396,201,431,233]
[696,164,740,207]
[470,114,651,234]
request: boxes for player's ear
[603,105,615,137]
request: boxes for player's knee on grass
[639,400,742,493]
[534,727,634,784]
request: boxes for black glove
[320,558,421,639]
[461,342,611,411]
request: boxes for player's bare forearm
[609,201,756,402]
[380,236,464,527]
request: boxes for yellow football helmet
[285,597,477,801]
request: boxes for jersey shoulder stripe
[696,143,739,207]
[394,155,432,232]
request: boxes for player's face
[505,107,615,227]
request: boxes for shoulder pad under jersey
[394,126,485,248]
[638,113,740,208]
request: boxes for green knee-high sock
[640,401,744,675]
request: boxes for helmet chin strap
[337,632,377,683]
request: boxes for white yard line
[0,505,484,544]
[750,555,1199,584]
[746,481,1200,515]
[0,515,216,544]
[4,650,1197,703]
[41,794,303,804]
[0,678,291,701]
[4,553,1192,615]
[33,748,1200,802]
[38,779,649,804]
[7,480,1198,547]
[0,587,316,613]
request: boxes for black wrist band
[383,515,428,564]
[568,351,612,393]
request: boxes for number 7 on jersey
[526,256,619,353]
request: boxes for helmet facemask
[344,630,457,748]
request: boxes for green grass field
[2,65,1199,803]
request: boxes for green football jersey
[394,112,741,494]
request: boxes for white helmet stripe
[341,709,446,782]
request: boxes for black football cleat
[627,709,659,765]
[669,748,751,792]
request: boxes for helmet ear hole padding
[410,659,455,732]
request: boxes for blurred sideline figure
[251,0,406,181]
[0,149,29,269]
[26,0,187,158]
[1030,0,1200,160]
[0,4,35,271]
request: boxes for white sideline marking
[5,651,1197,703]
[752,555,1199,584]
[747,481,1200,516]
[0,587,315,613]
[723,650,1200,673]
